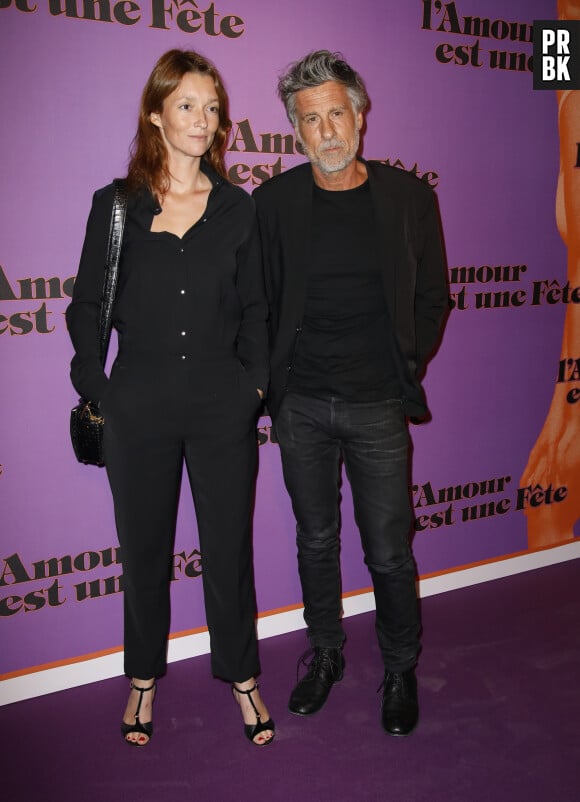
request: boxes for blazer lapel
[367,161,398,322]
[281,166,313,326]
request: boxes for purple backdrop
[1,0,574,682]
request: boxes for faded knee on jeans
[366,551,415,576]
[296,522,339,556]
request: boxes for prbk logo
[533,20,580,89]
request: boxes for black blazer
[253,159,448,419]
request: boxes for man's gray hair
[277,50,369,127]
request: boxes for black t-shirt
[290,180,400,401]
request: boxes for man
[253,51,447,736]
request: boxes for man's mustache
[318,140,345,152]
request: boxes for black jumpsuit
[66,162,269,681]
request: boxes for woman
[66,49,274,747]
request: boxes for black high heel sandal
[232,683,275,746]
[120,681,156,747]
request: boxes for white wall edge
[2,541,579,707]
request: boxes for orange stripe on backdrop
[0,643,124,681]
[1,540,575,682]
[0,625,209,682]
[417,538,577,580]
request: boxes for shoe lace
[295,649,314,682]
[295,648,339,682]
[377,672,404,695]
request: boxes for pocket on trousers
[99,363,131,418]
[237,362,262,410]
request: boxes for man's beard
[302,129,360,175]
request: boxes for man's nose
[320,117,335,139]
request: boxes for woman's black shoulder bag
[70,179,127,467]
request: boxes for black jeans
[274,392,420,673]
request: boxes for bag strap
[98,179,128,367]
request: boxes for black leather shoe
[288,647,345,716]
[380,669,418,736]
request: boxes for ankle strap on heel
[232,683,261,721]
[130,681,156,720]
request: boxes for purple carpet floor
[3,559,580,802]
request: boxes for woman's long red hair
[126,49,231,197]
